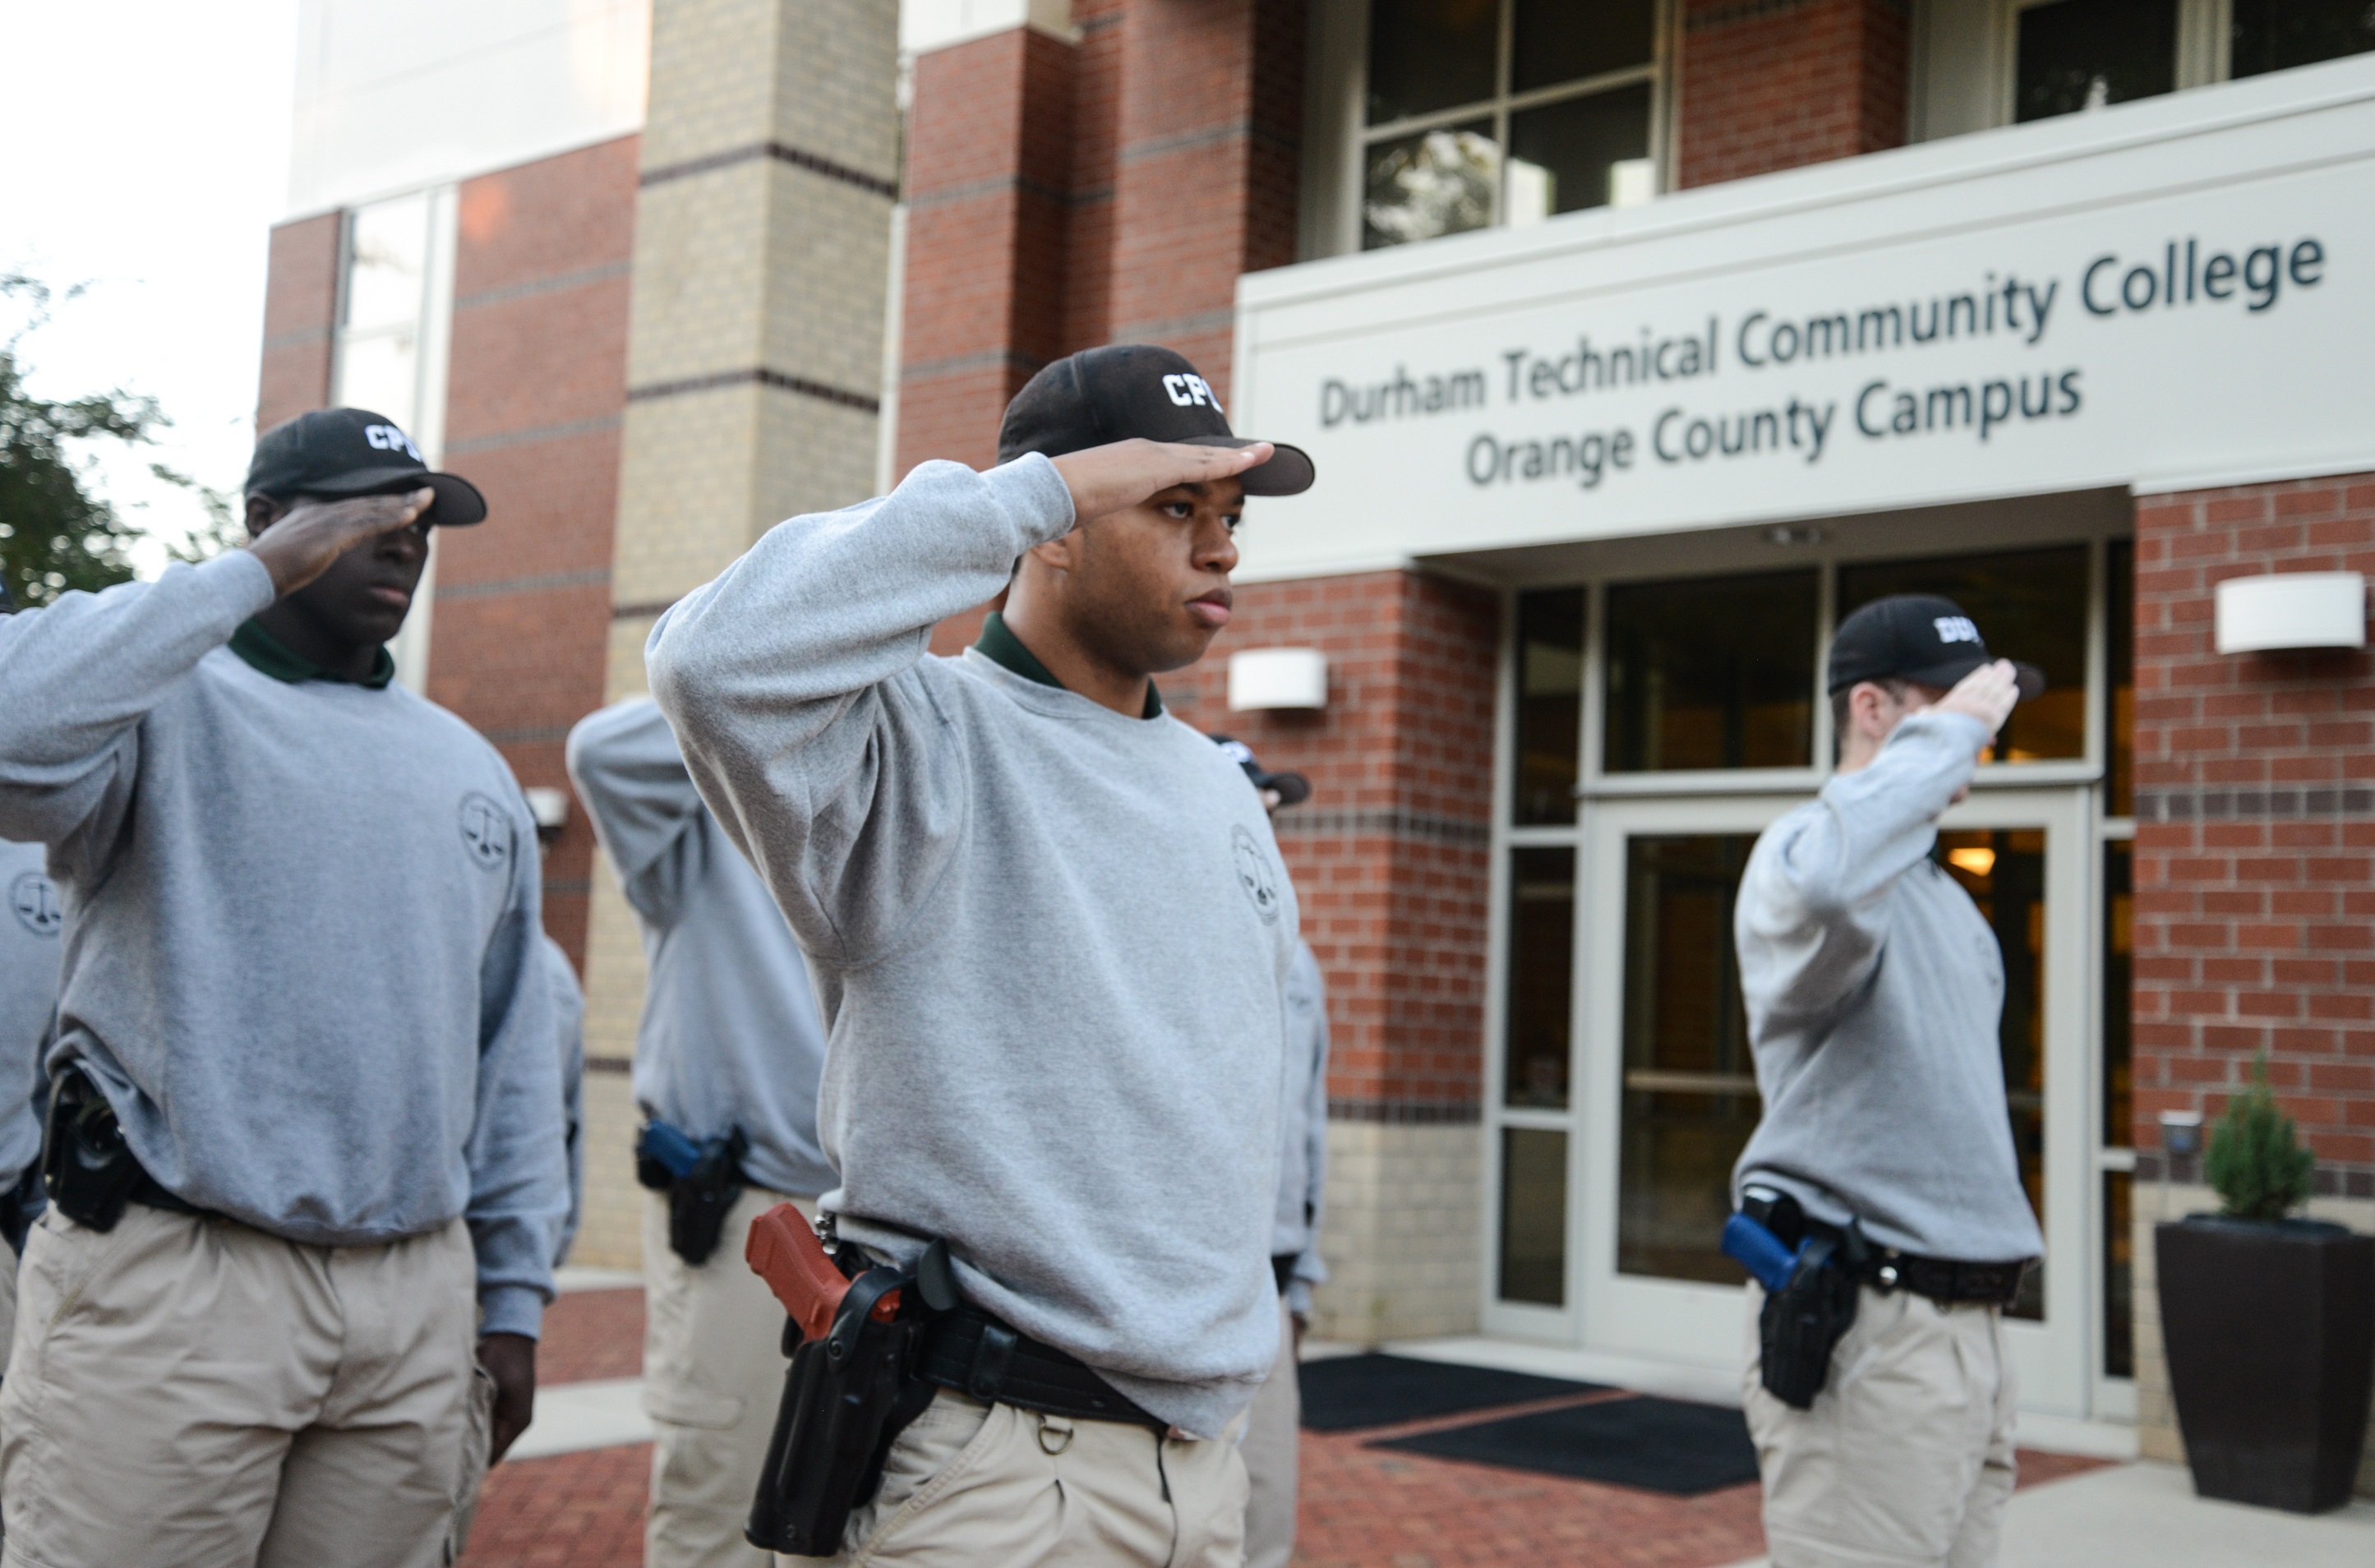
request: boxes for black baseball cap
[244,408,487,525]
[1211,735,1311,806]
[1829,593,2045,701]
[998,345,1315,497]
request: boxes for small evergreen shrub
[2205,1054,2315,1222]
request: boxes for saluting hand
[1926,657,2021,741]
[246,487,436,597]
[1049,439,1272,525]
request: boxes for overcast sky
[0,1,300,573]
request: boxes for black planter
[2156,1215,2374,1513]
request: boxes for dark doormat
[1372,1395,1762,1496]
[1298,1354,1609,1432]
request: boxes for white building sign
[1231,58,2375,579]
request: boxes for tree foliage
[2206,1053,2316,1223]
[0,274,168,608]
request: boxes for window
[1920,1,2375,142]
[1359,0,1661,250]
[1603,570,1818,772]
[2230,0,2375,80]
[1617,834,1760,1284]
[1514,588,1586,822]
[2013,0,2179,122]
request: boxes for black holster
[745,1258,935,1556]
[40,1068,141,1234]
[649,1128,748,1267]
[1749,1192,1869,1410]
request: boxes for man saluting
[649,346,1313,1566]
[0,409,568,1566]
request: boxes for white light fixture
[1228,648,1328,712]
[2213,571,2366,654]
[1608,158,1658,209]
[523,786,572,832]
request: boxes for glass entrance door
[1574,789,2093,1414]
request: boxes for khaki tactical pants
[645,1186,814,1568]
[1238,1297,1298,1568]
[1743,1282,2018,1568]
[794,1388,1248,1567]
[0,1204,490,1568]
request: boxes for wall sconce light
[523,787,572,836]
[1228,648,1328,711]
[2213,571,2366,654]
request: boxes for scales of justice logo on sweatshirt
[9,870,59,937]
[458,792,514,873]
[1231,824,1282,925]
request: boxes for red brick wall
[897,29,1079,478]
[897,0,1303,484]
[2132,474,2375,1197]
[1109,0,1304,400]
[256,212,342,433]
[1676,0,1909,189]
[426,135,640,968]
[1168,571,1501,1117]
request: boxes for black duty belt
[1867,1252,2027,1307]
[1804,1220,2027,1307]
[915,1307,1164,1430]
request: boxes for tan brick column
[574,0,900,1270]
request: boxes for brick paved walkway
[460,1288,2109,1567]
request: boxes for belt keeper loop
[968,1321,1017,1403]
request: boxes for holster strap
[916,1309,1163,1429]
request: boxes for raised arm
[0,490,434,853]
[1736,709,1990,1031]
[646,442,1271,965]
[644,458,1071,962]
[564,698,708,929]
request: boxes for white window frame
[1299,0,1676,261]
[1913,0,2246,142]
[330,186,459,694]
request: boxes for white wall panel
[288,0,651,215]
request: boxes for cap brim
[1260,771,1312,807]
[1900,655,2047,703]
[1178,436,1315,497]
[299,466,488,526]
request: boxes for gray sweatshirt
[1731,711,2045,1263]
[647,455,1299,1437]
[0,553,570,1338]
[565,698,834,1200]
[0,837,61,1183]
[1273,939,1330,1316]
[542,934,587,1266]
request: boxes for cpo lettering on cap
[1161,373,1222,413]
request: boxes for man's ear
[1023,530,1081,575]
[243,493,287,542]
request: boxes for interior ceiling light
[1947,846,1996,877]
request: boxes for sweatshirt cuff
[982,452,1077,547]
[205,549,280,621]
[477,1284,546,1341]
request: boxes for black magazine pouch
[1758,1234,1861,1409]
[745,1265,932,1556]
